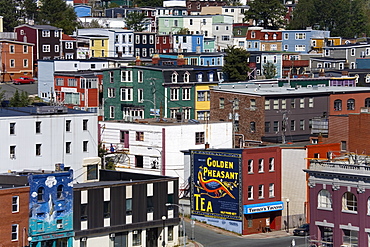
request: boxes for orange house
[0,40,34,82]
[329,90,370,116]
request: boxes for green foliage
[0,87,5,102]
[177,28,189,35]
[263,62,277,79]
[19,0,38,23]
[288,0,370,37]
[0,0,20,31]
[134,0,163,7]
[37,0,78,34]
[244,0,286,29]
[222,45,250,82]
[9,90,31,107]
[124,12,149,32]
[79,19,103,29]
[108,3,120,8]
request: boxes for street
[0,81,38,100]
[185,219,310,247]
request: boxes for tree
[37,0,78,34]
[177,28,189,35]
[124,12,149,32]
[9,90,30,107]
[134,0,163,7]
[244,0,287,29]
[222,46,250,82]
[0,0,20,31]
[19,0,38,24]
[263,62,277,79]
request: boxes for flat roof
[0,107,95,117]
[101,118,229,126]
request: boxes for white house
[0,106,98,182]
[99,119,233,194]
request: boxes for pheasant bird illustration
[197,171,235,199]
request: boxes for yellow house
[310,37,342,53]
[90,36,109,57]
[195,83,218,120]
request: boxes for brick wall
[348,112,370,153]
[0,186,29,246]
[326,115,349,150]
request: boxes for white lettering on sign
[247,204,283,214]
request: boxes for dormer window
[209,73,214,82]
[183,72,190,83]
[264,34,268,39]
[172,72,178,83]
[197,73,203,82]
[273,34,277,40]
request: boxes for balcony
[309,160,370,176]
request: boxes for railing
[309,161,370,174]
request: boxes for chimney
[318,69,325,77]
[205,143,210,149]
[177,55,185,66]
[342,70,349,76]
[135,56,141,66]
[152,54,160,65]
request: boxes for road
[185,219,311,247]
[0,81,38,100]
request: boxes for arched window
[334,99,342,111]
[318,189,332,208]
[347,99,355,110]
[57,185,63,199]
[365,98,370,107]
[342,192,357,212]
[183,72,190,83]
[367,197,370,215]
[37,187,44,202]
[171,72,178,83]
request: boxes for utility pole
[229,99,236,148]
[149,78,157,118]
[281,111,287,144]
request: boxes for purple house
[305,158,370,246]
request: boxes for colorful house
[281,29,330,54]
[28,170,74,247]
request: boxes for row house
[159,53,224,67]
[101,61,222,121]
[54,71,103,114]
[246,27,282,52]
[134,32,156,58]
[281,29,330,54]
[200,5,248,24]
[248,51,283,79]
[61,34,77,59]
[156,35,173,53]
[233,24,249,49]
[0,40,34,81]
[77,28,135,58]
[156,6,188,17]
[186,0,227,14]
[14,24,63,72]
[209,84,370,145]
[172,34,203,53]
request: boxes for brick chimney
[342,70,349,76]
[136,56,141,66]
[177,55,185,66]
[152,54,160,65]
[318,69,325,77]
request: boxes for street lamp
[165,203,185,247]
[162,215,166,247]
[286,198,290,233]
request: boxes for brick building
[0,175,29,246]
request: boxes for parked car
[293,223,309,236]
[13,77,35,84]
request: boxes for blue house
[159,52,224,67]
[28,170,74,247]
[173,34,204,53]
[281,29,330,54]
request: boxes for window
[120,88,133,101]
[109,106,115,119]
[10,59,15,68]
[295,45,306,51]
[291,120,295,131]
[182,88,190,100]
[250,122,256,132]
[135,131,144,141]
[342,192,357,212]
[300,120,305,130]
[366,98,370,107]
[42,45,50,52]
[248,186,253,200]
[56,78,64,86]
[107,88,116,98]
[147,196,154,213]
[265,122,270,133]
[291,99,296,109]
[258,159,264,172]
[138,88,144,102]
[219,98,225,109]
[23,45,28,53]
[318,189,332,209]
[23,59,28,68]
[66,142,71,154]
[9,45,15,53]
[341,141,347,151]
[295,33,306,40]
[233,98,239,110]
[269,158,274,171]
[284,44,288,50]
[351,48,355,56]
[258,184,264,198]
[68,79,77,87]
[309,98,314,108]
[104,201,111,218]
[273,100,279,109]
[183,73,190,83]
[42,30,50,37]
[10,145,16,158]
[37,187,44,201]
[170,88,179,101]
[221,36,230,41]
[342,229,358,247]
[248,159,253,173]
[82,119,88,131]
[300,98,305,108]
[12,196,19,213]
[284,33,289,40]
[171,72,178,83]
[83,141,88,152]
[65,120,71,132]
[81,204,88,221]
[251,31,256,38]
[126,198,132,215]
[121,71,133,82]
[265,100,270,110]
[273,121,279,132]
[138,71,143,83]
[133,230,142,246]
[195,132,205,144]
[10,123,15,135]
[11,224,18,241]
[334,99,342,111]
[36,144,41,156]
[55,45,59,52]
[347,99,355,110]
[269,183,274,197]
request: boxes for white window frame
[170,88,179,101]
[258,159,264,173]
[109,106,115,119]
[269,183,274,198]
[11,224,18,241]
[318,189,332,209]
[120,88,133,101]
[295,33,306,40]
[121,71,133,82]
[182,88,190,100]
[12,196,19,213]
[42,30,50,37]
[258,184,264,198]
[138,88,143,102]
[42,45,50,52]
[248,185,253,200]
